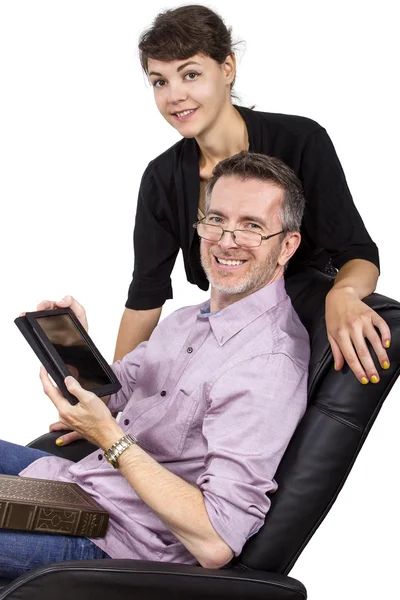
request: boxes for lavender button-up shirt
[20,278,310,564]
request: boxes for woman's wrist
[327,284,358,301]
[330,260,379,300]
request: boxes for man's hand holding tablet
[15,296,122,447]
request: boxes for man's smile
[213,255,248,270]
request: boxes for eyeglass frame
[192,218,286,249]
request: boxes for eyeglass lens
[197,223,262,248]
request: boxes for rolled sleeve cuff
[330,243,380,273]
[125,279,173,310]
[202,490,271,556]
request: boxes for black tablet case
[15,310,121,405]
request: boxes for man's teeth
[176,109,194,117]
[217,258,245,266]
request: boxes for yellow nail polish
[334,362,337,370]
[370,375,379,384]
[56,438,64,446]
[361,377,369,385]
[382,361,390,370]
[385,340,391,348]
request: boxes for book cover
[0,474,109,537]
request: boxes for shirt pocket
[131,389,199,460]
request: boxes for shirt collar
[202,278,287,346]
[199,301,219,318]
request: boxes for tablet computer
[15,308,121,405]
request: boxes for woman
[114,4,390,384]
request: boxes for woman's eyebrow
[177,61,202,72]
[149,61,202,77]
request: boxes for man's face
[200,177,287,297]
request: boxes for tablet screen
[35,314,111,389]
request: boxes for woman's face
[147,53,235,139]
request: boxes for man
[0,151,309,578]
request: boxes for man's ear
[278,232,301,267]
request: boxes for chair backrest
[236,269,400,574]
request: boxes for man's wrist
[97,423,125,451]
[104,432,138,468]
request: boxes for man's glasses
[192,219,285,249]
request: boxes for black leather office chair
[0,270,398,599]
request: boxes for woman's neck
[196,104,249,174]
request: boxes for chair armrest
[27,431,97,462]
[0,560,307,600]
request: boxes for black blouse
[126,106,379,310]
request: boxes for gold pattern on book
[80,513,100,536]
[36,508,78,534]
[0,478,94,507]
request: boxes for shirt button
[98,454,103,461]
[124,419,130,426]
[187,347,193,353]
[160,390,167,397]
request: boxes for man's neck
[209,270,284,313]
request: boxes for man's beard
[200,244,281,296]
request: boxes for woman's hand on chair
[326,286,391,384]
[49,420,85,446]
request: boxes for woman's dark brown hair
[138,4,238,89]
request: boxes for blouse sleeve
[125,162,180,310]
[300,127,380,271]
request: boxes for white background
[0,1,399,597]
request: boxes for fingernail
[370,375,379,384]
[382,361,390,370]
[385,340,390,348]
[334,362,337,370]
[361,377,369,385]
[56,438,64,446]
[58,300,66,304]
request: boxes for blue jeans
[0,440,110,579]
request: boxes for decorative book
[0,474,109,537]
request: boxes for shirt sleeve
[300,127,380,271]
[108,341,148,413]
[197,353,307,556]
[125,162,180,310]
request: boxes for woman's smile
[171,108,198,121]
